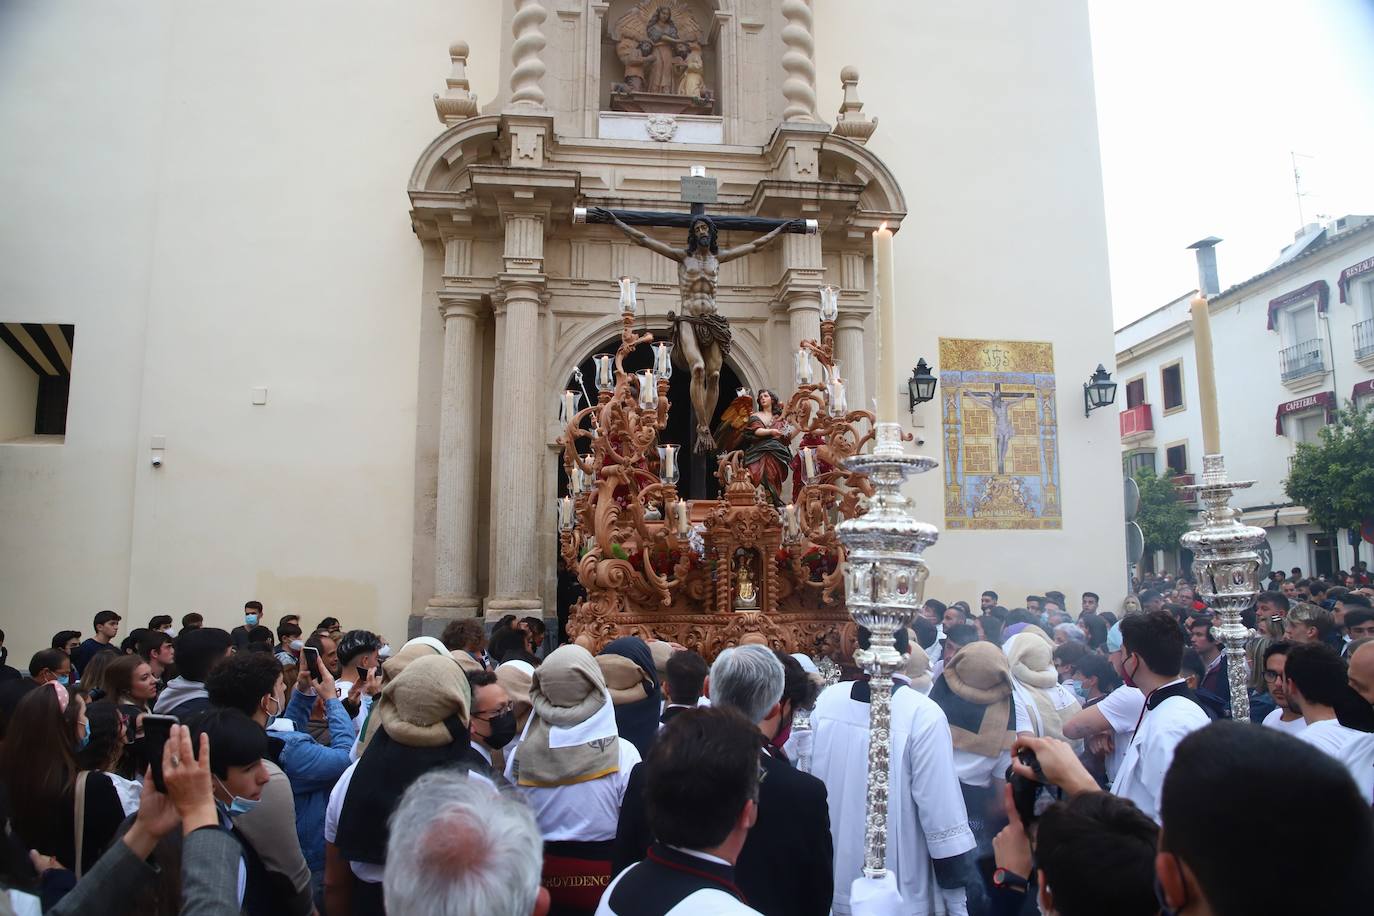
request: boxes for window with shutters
[1161,361,1184,414]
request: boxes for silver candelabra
[837,421,939,878]
[1179,453,1266,722]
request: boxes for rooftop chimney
[1187,236,1222,297]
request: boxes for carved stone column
[426,292,485,625]
[836,310,868,415]
[781,0,818,122]
[487,211,548,620]
[510,0,548,108]
[781,230,824,354]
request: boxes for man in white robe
[812,676,975,915]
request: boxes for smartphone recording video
[1006,749,1064,826]
[302,646,322,681]
[142,714,179,793]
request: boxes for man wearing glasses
[466,670,518,774]
[1259,641,1306,735]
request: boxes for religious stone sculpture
[600,211,793,452]
[611,0,712,114]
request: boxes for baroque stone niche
[604,0,717,115]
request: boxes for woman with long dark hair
[741,388,792,505]
[78,702,141,816]
[0,682,126,876]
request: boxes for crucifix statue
[962,382,1034,475]
[575,176,815,452]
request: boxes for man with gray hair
[384,768,550,916]
[613,645,833,915]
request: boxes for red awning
[1275,390,1335,435]
[1266,280,1330,330]
[1353,379,1374,401]
[1339,256,1374,303]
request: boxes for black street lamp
[1083,364,1118,417]
[908,358,938,411]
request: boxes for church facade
[0,0,1126,659]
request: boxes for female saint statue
[645,6,681,94]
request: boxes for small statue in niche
[617,39,655,93]
[735,559,759,610]
[675,42,706,99]
[645,6,680,94]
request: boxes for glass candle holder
[652,341,673,381]
[559,389,582,426]
[820,285,840,322]
[638,370,659,409]
[783,503,801,544]
[572,465,590,496]
[658,444,680,486]
[801,446,819,482]
[794,348,815,386]
[675,498,690,537]
[828,378,848,416]
[618,276,638,316]
[557,496,576,531]
[593,354,615,392]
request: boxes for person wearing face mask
[207,651,349,911]
[233,600,265,650]
[466,670,519,772]
[28,648,73,686]
[275,621,304,667]
[1062,621,1145,788]
[1107,611,1209,823]
[186,707,276,916]
[0,682,126,877]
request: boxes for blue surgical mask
[245,614,259,627]
[263,696,281,730]
[57,674,70,686]
[77,718,91,751]
[214,775,260,818]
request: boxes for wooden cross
[573,167,817,234]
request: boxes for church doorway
[552,333,745,642]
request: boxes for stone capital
[437,295,486,322]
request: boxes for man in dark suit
[613,644,833,916]
[660,649,708,726]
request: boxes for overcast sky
[1089,0,1374,327]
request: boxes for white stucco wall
[816,0,1128,613]
[0,1,504,662]
[0,346,38,442]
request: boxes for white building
[1115,216,1374,578]
[0,0,1126,662]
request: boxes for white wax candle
[874,224,898,422]
[795,348,814,386]
[1190,295,1222,455]
[676,499,689,535]
[560,390,577,425]
[803,447,817,480]
[558,496,574,530]
[784,503,798,537]
[830,379,847,416]
[618,276,638,315]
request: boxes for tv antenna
[1291,151,1315,227]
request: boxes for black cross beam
[573,206,816,235]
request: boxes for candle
[658,444,679,485]
[874,223,898,422]
[618,276,638,316]
[820,285,840,323]
[829,378,847,416]
[802,447,818,481]
[559,389,580,426]
[593,354,615,392]
[795,348,814,386]
[784,503,799,541]
[653,341,673,380]
[638,371,658,409]
[676,499,690,536]
[572,465,587,495]
[557,496,575,530]
[1189,295,1221,455]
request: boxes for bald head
[1348,641,1374,706]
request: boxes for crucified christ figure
[962,382,1034,475]
[604,212,792,452]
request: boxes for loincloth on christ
[667,310,731,358]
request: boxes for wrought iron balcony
[1119,403,1153,442]
[1355,318,1374,361]
[1279,339,1324,382]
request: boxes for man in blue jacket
[207,650,355,903]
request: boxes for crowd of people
[0,568,1370,915]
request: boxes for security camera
[151,455,163,468]
[914,435,926,447]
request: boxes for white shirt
[1261,707,1308,736]
[507,737,641,842]
[1297,719,1374,802]
[1096,686,1145,783]
[947,681,1029,789]
[811,682,975,916]
[1111,682,1209,823]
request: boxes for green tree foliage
[1285,400,1374,533]
[1134,467,1191,552]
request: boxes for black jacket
[612,745,834,916]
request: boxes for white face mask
[166,627,179,638]
[289,640,304,652]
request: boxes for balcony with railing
[1355,318,1374,364]
[1119,403,1154,443]
[1279,338,1325,386]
